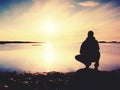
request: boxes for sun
[43,21,57,34]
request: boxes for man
[75,31,100,70]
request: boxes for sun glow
[43,20,58,34]
[0,0,120,41]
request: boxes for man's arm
[96,40,100,51]
[80,41,85,54]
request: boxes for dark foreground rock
[69,69,120,90]
[0,69,120,90]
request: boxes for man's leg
[85,62,91,69]
[94,52,100,70]
[75,55,90,67]
[75,55,84,63]
[75,55,91,68]
[94,61,99,70]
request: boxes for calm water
[0,42,120,72]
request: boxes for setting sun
[43,20,58,34]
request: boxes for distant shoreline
[0,41,120,44]
[98,41,120,43]
[0,41,44,44]
[77,41,120,44]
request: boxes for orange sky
[0,0,120,42]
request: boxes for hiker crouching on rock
[75,31,100,70]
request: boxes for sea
[0,42,120,73]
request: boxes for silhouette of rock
[69,68,120,90]
[0,69,120,90]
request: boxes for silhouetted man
[75,31,100,70]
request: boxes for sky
[0,0,120,42]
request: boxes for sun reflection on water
[0,43,120,73]
[44,43,56,64]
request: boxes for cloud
[78,1,100,7]
[68,4,75,8]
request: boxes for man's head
[88,31,94,37]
